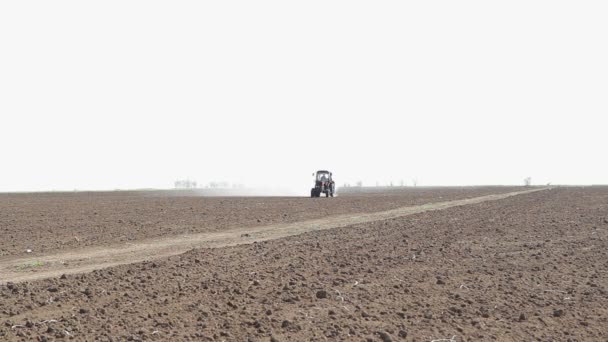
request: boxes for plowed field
[1,187,607,341]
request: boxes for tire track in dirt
[0,188,547,283]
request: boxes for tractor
[311,170,335,197]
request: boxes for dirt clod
[316,290,329,299]
[377,331,393,342]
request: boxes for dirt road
[0,188,544,283]
[0,187,524,257]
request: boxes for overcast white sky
[1,1,606,192]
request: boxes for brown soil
[0,187,521,257]
[1,187,607,341]
[0,189,541,283]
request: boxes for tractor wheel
[310,189,315,198]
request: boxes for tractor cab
[315,171,332,182]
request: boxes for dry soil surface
[0,187,521,257]
[0,189,541,283]
[1,187,607,341]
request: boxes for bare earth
[1,187,607,341]
[0,187,522,257]
[0,188,542,283]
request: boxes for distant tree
[175,179,197,189]
[412,178,418,187]
[524,177,532,187]
[400,180,405,187]
[356,181,363,187]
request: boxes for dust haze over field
[162,186,308,198]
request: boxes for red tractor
[311,170,335,197]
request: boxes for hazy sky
[1,1,606,192]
